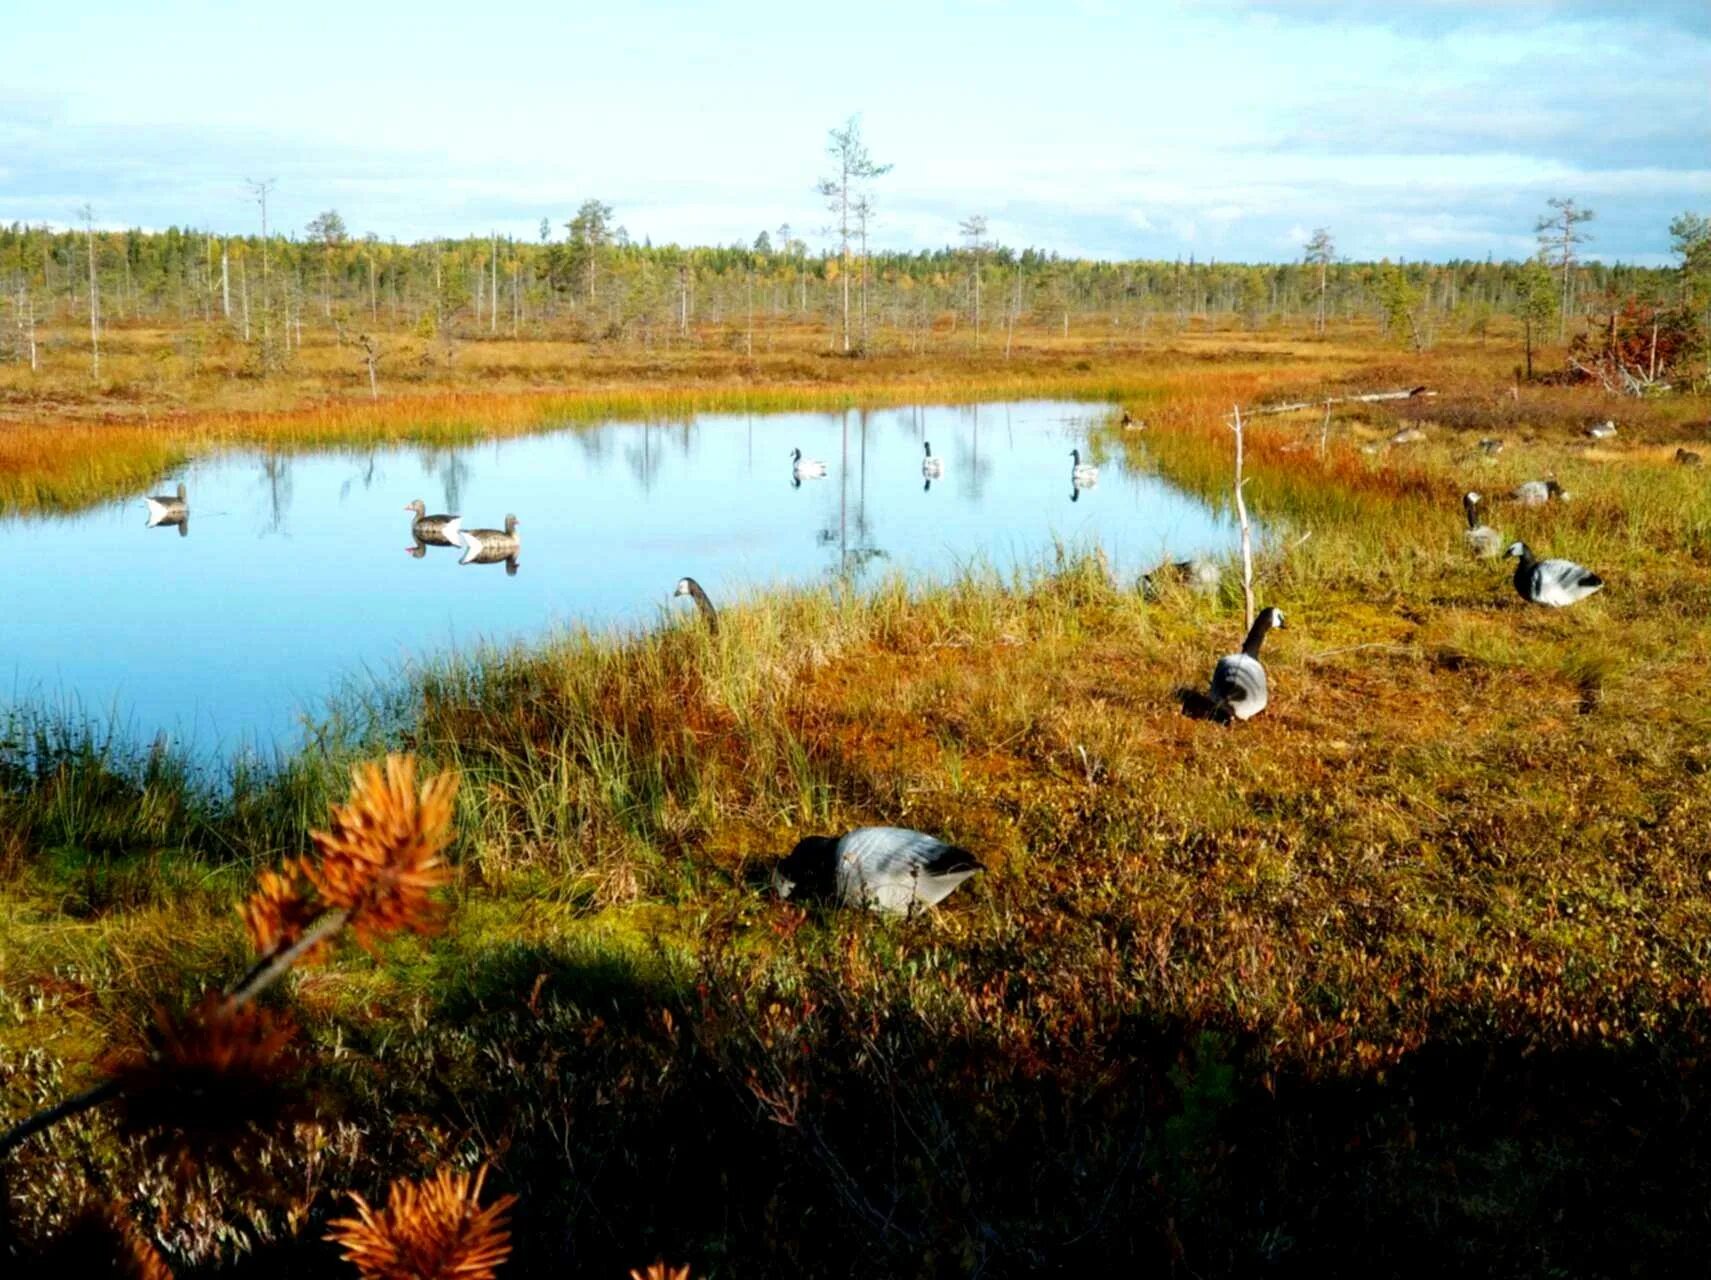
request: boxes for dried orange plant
[327,1163,517,1280]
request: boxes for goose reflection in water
[144,482,189,536]
[459,514,521,575]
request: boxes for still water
[1,401,1241,756]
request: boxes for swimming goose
[404,499,463,547]
[1207,606,1285,723]
[1506,542,1603,607]
[1141,558,1221,598]
[144,482,189,536]
[673,576,718,633]
[459,514,520,565]
[1585,420,1618,440]
[772,827,984,916]
[791,448,828,482]
[1461,491,1504,558]
[1070,449,1098,487]
[921,441,944,479]
[1676,448,1703,467]
[1511,478,1568,507]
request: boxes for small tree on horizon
[1304,227,1334,334]
[817,116,891,355]
[1535,197,1594,341]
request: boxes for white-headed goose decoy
[1070,449,1098,487]
[921,441,944,480]
[1207,606,1285,723]
[459,514,520,569]
[1511,478,1568,507]
[1461,491,1504,558]
[673,576,718,633]
[1506,542,1604,607]
[404,499,462,547]
[144,482,189,536]
[790,448,828,486]
[772,827,983,916]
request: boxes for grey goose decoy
[459,514,520,567]
[772,827,984,916]
[921,440,944,480]
[1141,557,1221,599]
[1207,606,1285,723]
[1461,491,1504,558]
[144,482,189,536]
[1506,542,1604,607]
[673,576,718,633]
[405,499,463,547]
[1511,478,1568,507]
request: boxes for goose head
[1462,491,1482,527]
[1259,605,1286,631]
[175,482,187,501]
[1504,541,1530,560]
[923,441,933,458]
[405,499,426,517]
[1545,479,1566,500]
[673,577,694,597]
[790,447,802,463]
[504,514,519,535]
[1070,448,1082,466]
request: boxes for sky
[1,0,1706,265]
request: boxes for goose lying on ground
[673,576,718,633]
[1511,478,1568,506]
[1506,542,1603,607]
[1676,448,1703,467]
[921,441,944,479]
[404,499,462,547]
[772,827,984,915]
[1585,420,1618,440]
[1462,491,1504,558]
[791,448,828,484]
[1207,606,1285,723]
[144,482,189,535]
[1141,558,1221,598]
[1070,449,1098,486]
[1389,427,1427,446]
[459,514,520,565]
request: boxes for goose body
[1506,542,1603,607]
[404,499,463,547]
[791,448,828,481]
[1585,420,1618,440]
[1461,491,1504,558]
[1390,427,1427,446]
[144,482,189,534]
[673,576,718,633]
[1676,448,1702,467]
[1511,479,1567,507]
[921,441,944,479]
[1070,448,1098,486]
[1207,606,1285,723]
[772,827,983,916]
[459,514,520,566]
[1142,557,1221,598]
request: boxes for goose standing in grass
[921,441,944,480]
[404,499,462,547]
[1206,606,1285,723]
[144,482,189,536]
[459,514,520,566]
[1461,491,1504,558]
[1506,542,1604,607]
[790,448,828,486]
[772,827,984,916]
[1511,478,1568,507]
[1585,420,1618,440]
[1070,448,1098,487]
[673,576,719,633]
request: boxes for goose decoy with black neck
[1506,542,1603,607]
[1207,606,1285,723]
[144,482,189,536]
[459,514,520,567]
[1070,449,1098,487]
[1511,478,1568,506]
[1461,491,1503,558]
[921,440,944,479]
[772,827,983,916]
[673,576,718,633]
[404,499,462,547]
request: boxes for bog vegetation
[2,183,1711,1276]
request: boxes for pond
[0,401,1242,757]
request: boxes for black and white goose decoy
[772,827,984,916]
[921,441,944,480]
[1511,478,1568,507]
[1462,491,1504,558]
[144,482,189,536]
[1141,557,1221,598]
[673,576,718,633]
[790,448,828,487]
[1207,606,1285,723]
[1506,542,1604,607]
[404,499,462,547]
[1070,448,1098,487]
[459,514,520,571]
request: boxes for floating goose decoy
[673,576,718,633]
[772,827,984,916]
[1478,437,1505,457]
[144,482,189,536]
[1506,542,1603,607]
[790,448,828,485]
[459,514,520,567]
[1461,491,1504,558]
[1070,449,1098,487]
[1676,448,1703,467]
[1585,420,1618,440]
[404,499,462,547]
[1206,606,1285,723]
[1511,478,1568,507]
[921,440,944,480]
[1141,557,1221,598]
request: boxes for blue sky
[1,0,1705,264]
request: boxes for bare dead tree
[77,204,100,379]
[1230,404,1255,629]
[817,116,891,355]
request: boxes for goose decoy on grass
[790,448,828,487]
[1676,448,1703,467]
[1461,491,1504,558]
[459,514,520,570]
[1120,408,1146,431]
[1070,449,1098,487]
[1478,437,1505,457]
[1511,478,1568,507]
[144,482,189,536]
[921,440,944,480]
[1142,557,1221,599]
[673,576,718,633]
[404,499,462,547]
[772,827,984,916]
[1506,542,1604,607]
[1389,427,1427,446]
[1207,606,1285,723]
[1585,420,1618,440]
